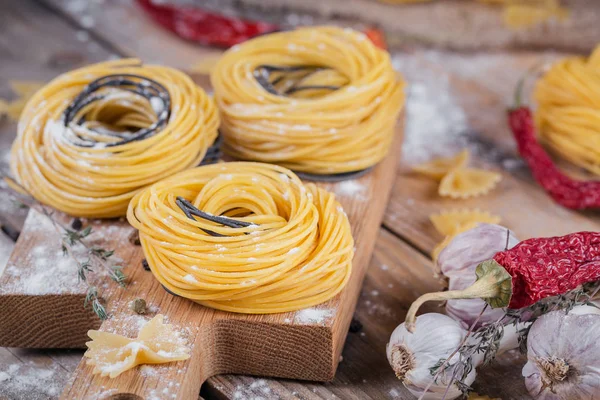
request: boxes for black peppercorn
[71,218,83,230]
[349,318,363,333]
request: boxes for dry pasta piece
[211,26,405,175]
[430,209,501,236]
[84,315,190,378]
[0,80,44,121]
[431,221,481,262]
[412,150,470,181]
[127,162,354,314]
[9,59,218,218]
[503,0,569,29]
[439,167,502,199]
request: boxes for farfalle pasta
[438,168,502,199]
[84,315,190,378]
[430,209,502,261]
[412,150,502,199]
[411,150,469,181]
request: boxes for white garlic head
[438,223,519,327]
[386,313,476,400]
[523,310,600,399]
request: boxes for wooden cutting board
[0,121,402,399]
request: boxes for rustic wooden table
[1,1,599,399]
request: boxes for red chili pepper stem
[404,260,512,333]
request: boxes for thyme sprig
[1,177,125,319]
[433,282,600,399]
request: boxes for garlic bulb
[438,223,519,327]
[523,308,600,399]
[388,313,528,399]
[387,313,477,400]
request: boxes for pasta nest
[211,26,405,175]
[127,162,355,314]
[534,45,600,177]
[9,59,218,218]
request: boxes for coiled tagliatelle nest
[127,162,354,314]
[9,59,218,218]
[211,26,405,175]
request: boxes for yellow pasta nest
[210,26,405,175]
[9,59,218,218]
[412,150,502,199]
[85,315,190,378]
[535,45,600,177]
[430,209,501,261]
[127,162,355,314]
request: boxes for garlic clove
[446,272,506,328]
[523,309,600,399]
[406,224,518,331]
[387,313,476,400]
[437,223,518,279]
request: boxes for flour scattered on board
[0,362,66,400]
[392,53,469,165]
[295,308,335,325]
[233,379,273,399]
[0,209,130,295]
[334,180,367,201]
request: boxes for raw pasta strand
[211,26,405,175]
[534,45,600,176]
[9,59,219,218]
[127,162,354,314]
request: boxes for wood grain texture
[191,0,599,53]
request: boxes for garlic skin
[437,223,519,327]
[523,309,600,399]
[386,313,477,400]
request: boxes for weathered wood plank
[192,0,598,53]
[43,0,223,69]
[0,0,117,270]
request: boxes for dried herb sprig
[432,283,600,398]
[1,176,124,319]
[85,286,107,320]
[254,65,341,96]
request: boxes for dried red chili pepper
[508,105,600,210]
[137,0,278,47]
[405,231,600,332]
[493,232,600,308]
[136,0,388,50]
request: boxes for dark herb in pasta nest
[175,196,257,237]
[254,65,341,96]
[62,74,171,148]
